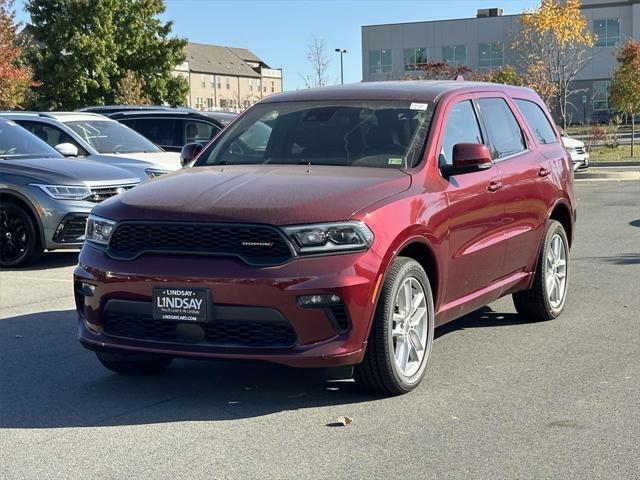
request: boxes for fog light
[298,294,342,307]
[81,282,95,296]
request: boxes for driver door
[438,97,506,309]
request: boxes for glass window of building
[369,49,392,73]
[442,45,467,66]
[593,80,611,110]
[403,48,427,70]
[478,42,504,68]
[593,19,620,47]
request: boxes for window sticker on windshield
[410,103,429,111]
[388,157,404,165]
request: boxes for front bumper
[74,244,383,367]
[27,187,96,250]
[570,151,589,171]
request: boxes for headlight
[85,215,116,245]
[145,168,170,179]
[32,184,92,200]
[282,221,374,255]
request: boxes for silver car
[0,112,182,180]
[0,118,139,267]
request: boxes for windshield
[194,100,434,169]
[0,120,62,159]
[65,120,161,154]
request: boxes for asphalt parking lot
[1,180,639,480]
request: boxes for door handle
[487,180,503,192]
[538,167,551,177]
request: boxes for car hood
[105,151,181,170]
[94,164,412,225]
[561,136,585,148]
[0,157,140,185]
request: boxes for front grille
[103,311,297,348]
[87,183,138,203]
[575,146,586,154]
[53,214,88,243]
[107,222,293,265]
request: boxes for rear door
[439,96,506,304]
[476,95,551,276]
[123,118,181,151]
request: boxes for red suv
[75,81,575,394]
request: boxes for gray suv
[0,118,139,267]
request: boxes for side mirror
[180,142,203,167]
[441,143,492,177]
[54,142,79,157]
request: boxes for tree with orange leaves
[514,0,593,128]
[0,0,33,109]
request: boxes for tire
[96,351,173,375]
[513,220,569,321]
[355,257,435,395]
[0,202,43,268]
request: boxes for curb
[575,169,640,181]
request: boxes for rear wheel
[96,351,173,375]
[355,257,435,395]
[513,220,569,321]
[0,202,43,268]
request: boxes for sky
[13,0,540,90]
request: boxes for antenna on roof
[455,75,464,81]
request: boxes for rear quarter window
[513,99,558,145]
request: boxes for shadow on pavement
[574,253,640,266]
[435,306,526,339]
[9,251,79,271]
[0,305,529,430]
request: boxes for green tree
[481,65,524,86]
[0,0,34,109]
[610,40,640,157]
[24,0,188,109]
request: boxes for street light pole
[335,48,347,84]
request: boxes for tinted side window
[440,100,483,165]
[477,98,526,159]
[132,118,178,147]
[514,99,558,145]
[16,120,88,156]
[183,120,218,145]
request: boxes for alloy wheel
[545,233,567,309]
[0,209,31,265]
[391,277,429,378]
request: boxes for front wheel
[355,257,435,395]
[513,220,570,321]
[0,202,43,268]
[96,351,173,375]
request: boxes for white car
[561,134,590,171]
[0,112,182,180]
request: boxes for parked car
[560,132,590,171]
[0,118,140,267]
[0,112,181,179]
[105,109,229,152]
[75,81,575,395]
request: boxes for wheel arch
[548,199,573,247]
[0,189,45,248]
[371,232,443,321]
